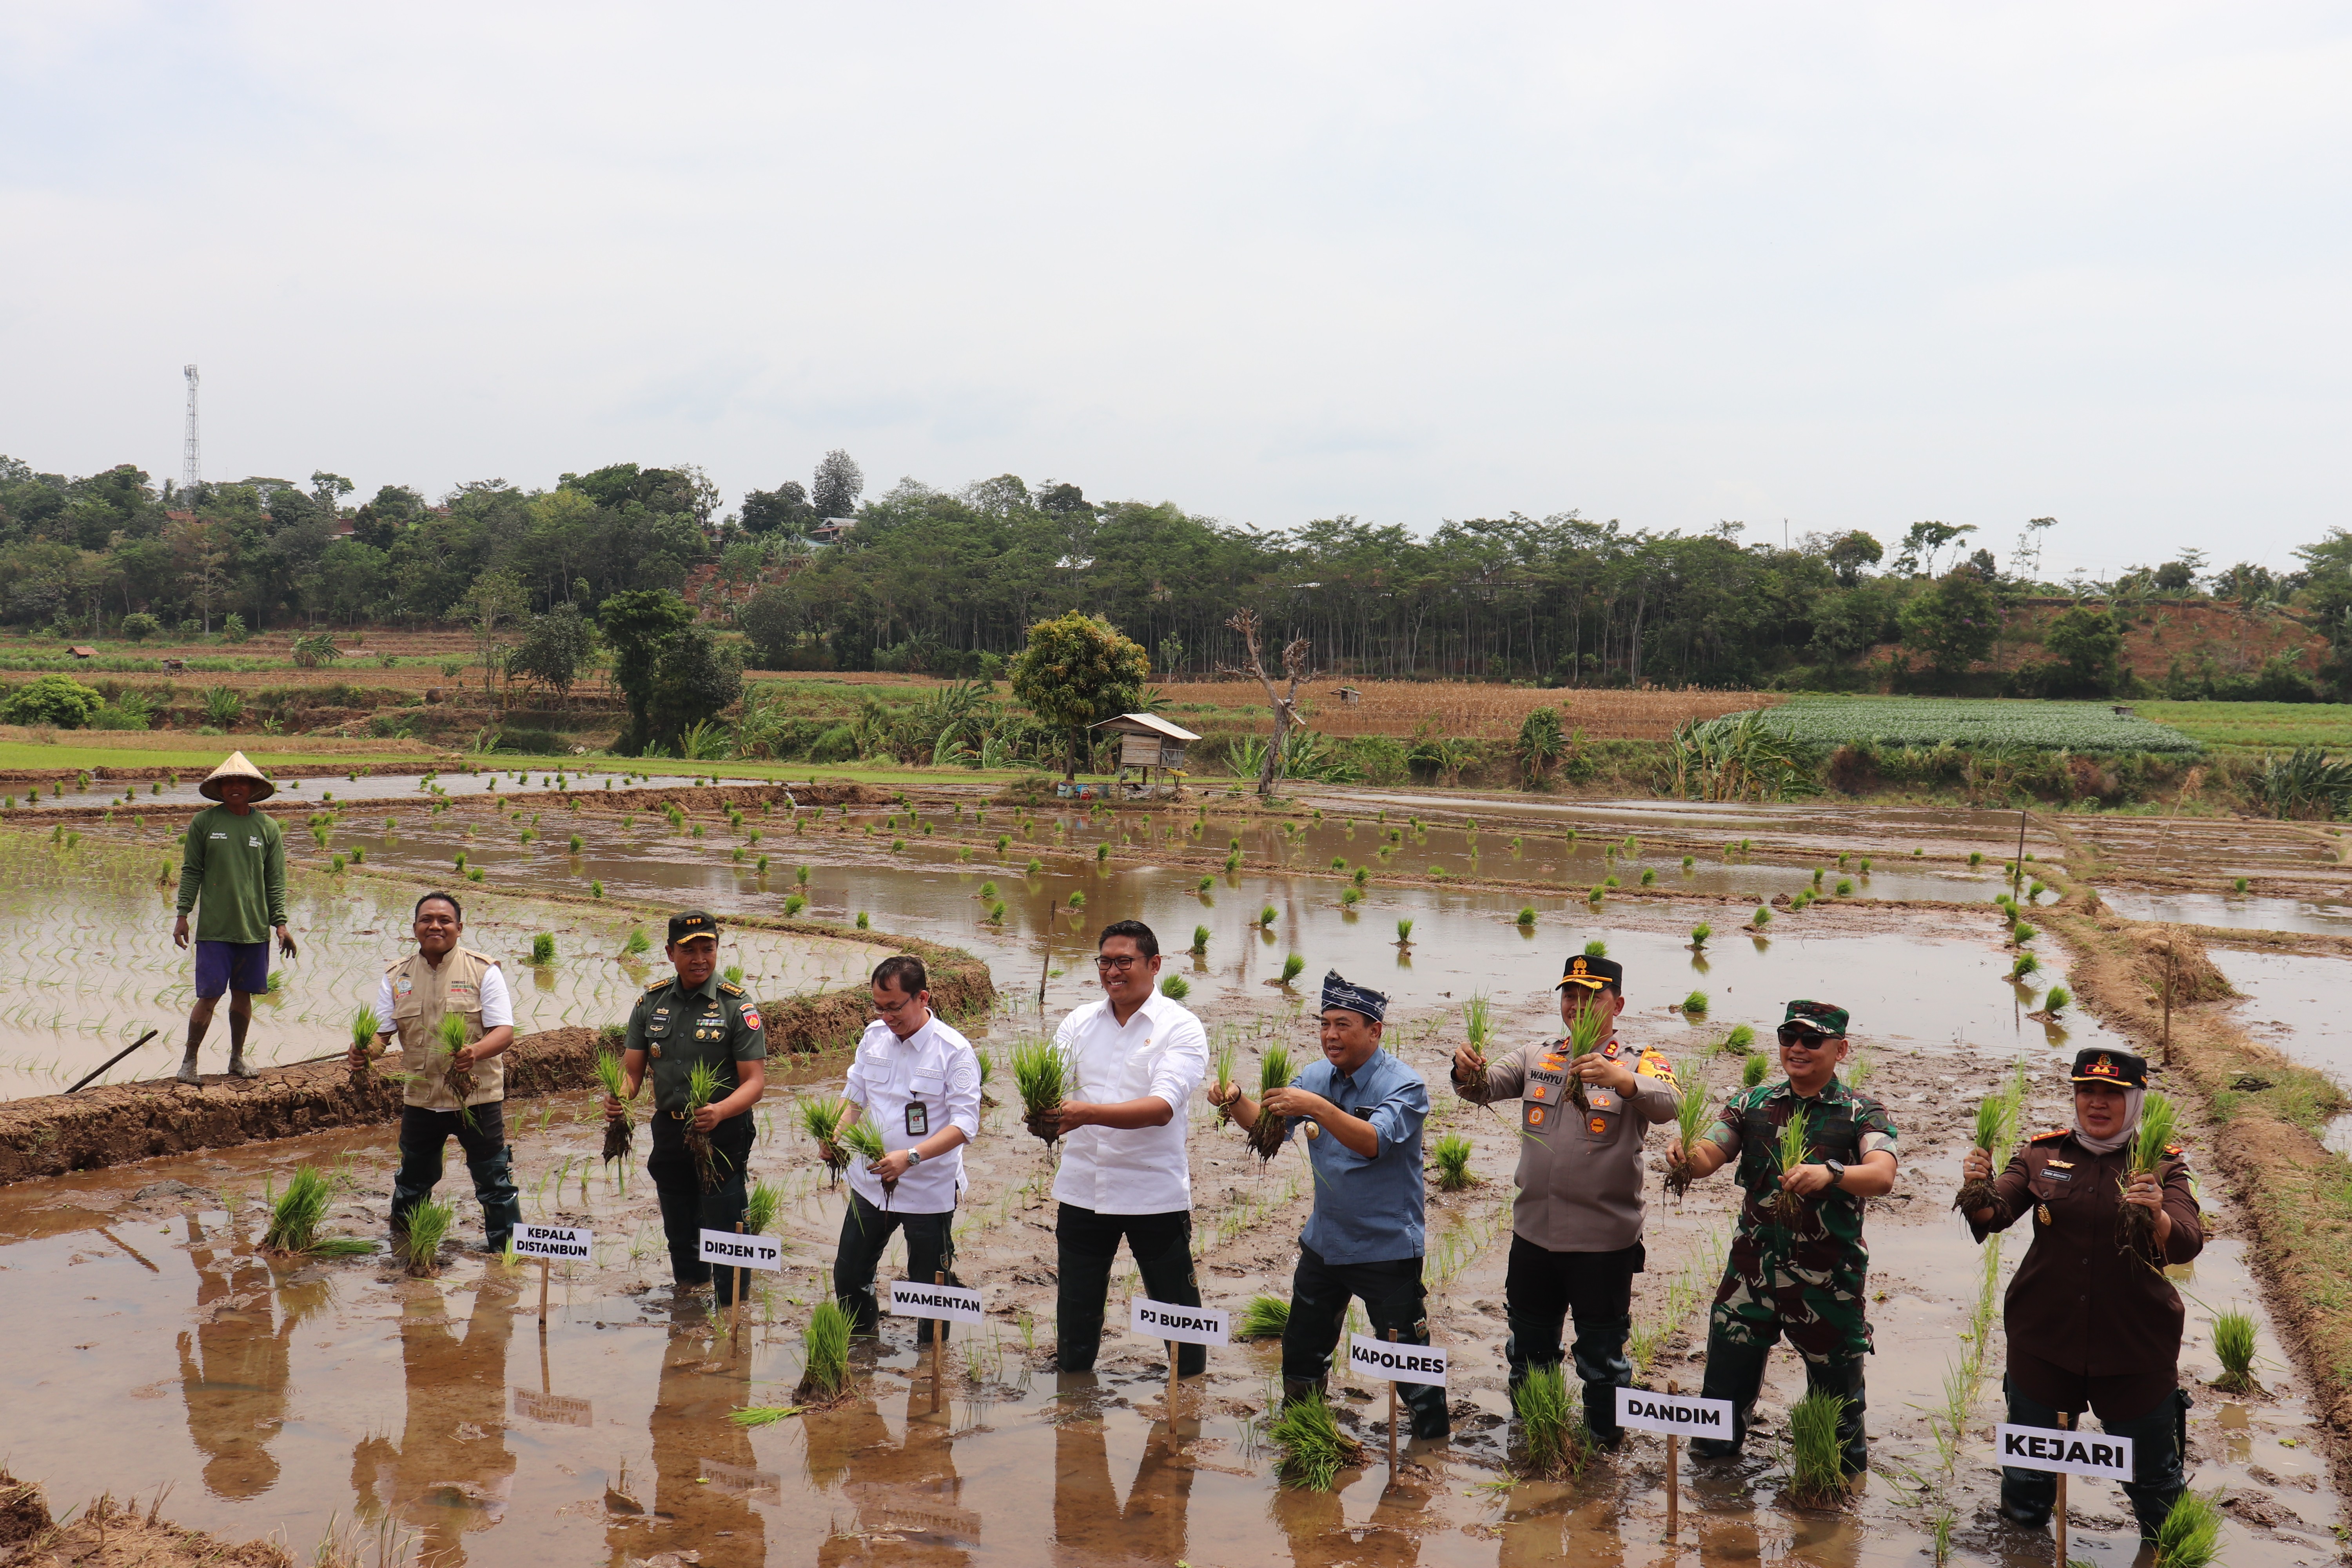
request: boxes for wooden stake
[2162,946,2175,1065]
[1386,1328,1399,1472]
[2014,808,2029,901]
[1666,1379,1680,1544]
[539,1324,552,1397]
[1167,1339,1180,1428]
[931,1269,947,1416]
[537,1256,550,1328]
[730,1222,744,1343]
[2055,1411,2070,1568]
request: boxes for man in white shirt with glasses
[1051,919,1212,1380]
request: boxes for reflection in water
[607,1301,768,1568]
[1272,1471,1430,1568]
[1048,1372,1192,1567]
[177,1208,307,1498]
[351,1280,516,1566]
[812,1372,972,1568]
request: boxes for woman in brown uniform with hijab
[1958,1047,2203,1547]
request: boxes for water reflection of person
[607,1301,768,1568]
[1048,1373,1193,1567]
[177,1208,296,1499]
[809,1370,969,1568]
[1270,1468,1427,1568]
[350,1277,517,1567]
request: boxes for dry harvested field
[1160,680,1779,740]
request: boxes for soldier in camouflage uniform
[1666,1000,1898,1476]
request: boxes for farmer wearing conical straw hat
[171,751,296,1084]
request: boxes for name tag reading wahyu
[889,1278,985,1325]
[1130,1297,1230,1347]
[1348,1334,1448,1387]
[513,1224,593,1261]
[1616,1386,1735,1438]
[1996,1425,2134,1481]
[698,1230,784,1271]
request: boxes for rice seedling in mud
[262,1165,372,1257]
[1844,1050,1874,1094]
[1396,918,1414,946]
[1192,924,1210,955]
[1665,1065,1712,1200]
[2152,1490,2224,1568]
[1268,1392,1365,1490]
[2211,1307,2259,1393]
[1511,1364,1589,1479]
[1249,1045,1296,1160]
[1432,1132,1474,1191]
[595,1050,635,1162]
[400,1198,455,1277]
[2008,951,2041,980]
[1786,1388,1851,1506]
[1012,1038,1071,1145]
[622,926,650,956]
[1160,973,1191,1001]
[730,1403,804,1427]
[1276,953,1305,987]
[801,1098,849,1182]
[1681,990,1709,1014]
[796,1299,855,1403]
[1748,904,1773,930]
[1515,906,1537,927]
[743,1180,784,1238]
[1953,1094,2014,1216]
[1721,1023,1756,1054]
[683,1062,728,1194]
[2040,985,2072,1016]
[1210,1034,1241,1124]
[1237,1293,1291,1339]
[1773,1106,1815,1226]
[1690,923,1711,950]
[2119,1093,2180,1254]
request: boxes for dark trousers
[2001,1377,2189,1544]
[1056,1204,1206,1377]
[1504,1234,1642,1439]
[1281,1242,1450,1441]
[833,1189,958,1344]
[647,1110,754,1304]
[1691,1327,1868,1475]
[392,1102,520,1252]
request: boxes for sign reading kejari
[1348,1335,1448,1387]
[1995,1425,2134,1481]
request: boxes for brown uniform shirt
[1970,1129,2203,1413]
[1454,1036,1677,1253]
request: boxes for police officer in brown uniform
[1959,1047,2203,1546]
[1450,952,1679,1445]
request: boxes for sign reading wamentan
[1995,1425,2134,1481]
[1130,1298,1229,1347]
[889,1278,985,1325]
[1347,1335,1448,1387]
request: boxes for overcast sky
[3,4,2347,581]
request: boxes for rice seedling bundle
[1011,1038,1071,1144]
[1722,1023,1755,1052]
[436,1011,476,1108]
[730,1405,804,1427]
[401,1198,455,1277]
[1786,1387,1850,1504]
[1278,953,1305,985]
[349,1004,379,1061]
[264,1165,354,1254]
[2152,1490,2223,1568]
[1192,924,1210,954]
[1690,923,1711,948]
[1742,1050,1769,1089]
[1432,1132,1473,1191]
[797,1299,854,1402]
[622,927,650,956]
[1750,904,1773,929]
[1462,993,1494,1076]
[1237,1293,1290,1339]
[2041,985,2071,1015]
[595,1050,635,1161]
[1511,1364,1584,1479]
[1515,906,1537,927]
[2211,1307,2258,1392]
[1396,918,1414,944]
[801,1097,849,1181]
[837,1115,891,1201]
[531,932,556,964]
[1160,973,1191,1000]
[2118,1093,2179,1255]
[1249,1045,1295,1159]
[684,1061,727,1194]
[1682,990,1709,1014]
[2009,952,2040,980]
[1268,1392,1364,1490]
[1772,1106,1814,1226]
[742,1180,784,1238]
[1665,1065,1711,1200]
[1952,1094,2013,1215]
[1564,990,1609,1111]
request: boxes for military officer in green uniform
[603,911,769,1303]
[1666,999,1898,1477]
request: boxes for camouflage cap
[1778,999,1849,1038]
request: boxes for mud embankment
[0,1471,289,1568]
[0,924,993,1186]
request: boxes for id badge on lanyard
[905,1100,929,1138]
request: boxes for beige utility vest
[386,946,503,1110]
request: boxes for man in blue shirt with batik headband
[1213,971,1448,1443]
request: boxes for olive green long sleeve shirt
[176,805,288,943]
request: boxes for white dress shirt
[1050,990,1209,1216]
[842,1011,982,1214]
[372,962,514,1031]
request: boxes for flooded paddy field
[4,789,2350,1565]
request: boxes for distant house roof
[67,646,96,658]
[809,517,858,544]
[1090,712,1201,742]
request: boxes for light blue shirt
[1287,1047,1429,1265]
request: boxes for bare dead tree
[1220,609,1314,796]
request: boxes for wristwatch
[905,1148,924,1166]
[1824,1159,1847,1190]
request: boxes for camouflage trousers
[1707,1236,1872,1365]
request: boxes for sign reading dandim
[1615,1386,1735,1439]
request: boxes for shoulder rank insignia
[2030,1128,2069,1143]
[644,979,670,995]
[719,980,744,996]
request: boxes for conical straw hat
[199,750,276,803]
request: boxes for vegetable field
[1710,697,2201,753]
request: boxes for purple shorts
[194,940,269,999]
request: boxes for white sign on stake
[1130,1298,1229,1347]
[1348,1334,1448,1387]
[514,1223,593,1261]
[1996,1425,2134,1482]
[1617,1386,1736,1439]
[698,1230,784,1272]
[889,1278,985,1325]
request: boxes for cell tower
[181,365,201,497]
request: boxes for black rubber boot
[1281,1377,1327,1412]
[1691,1332,1770,1459]
[2111,1389,2190,1547]
[470,1142,523,1253]
[1805,1355,1869,1477]
[1570,1311,1634,1448]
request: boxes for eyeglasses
[1094,955,1142,973]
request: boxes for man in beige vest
[350,891,521,1253]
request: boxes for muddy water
[62,767,631,808]
[2209,947,2352,1155]
[0,991,2325,1568]
[0,836,876,1100]
[2101,888,2352,937]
